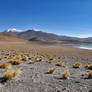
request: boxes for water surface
[65,44,92,50]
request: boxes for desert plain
[0,42,91,92]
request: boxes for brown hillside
[0,32,26,42]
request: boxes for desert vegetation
[0,62,12,69]
[0,56,3,60]
[8,59,23,65]
[48,67,56,74]
[3,69,21,80]
[73,62,82,68]
[62,71,70,79]
[86,63,92,69]
[0,43,91,92]
[29,61,36,64]
[56,61,65,67]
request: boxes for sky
[0,0,92,38]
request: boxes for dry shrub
[29,56,34,59]
[5,53,10,56]
[36,57,41,61]
[29,61,36,64]
[49,67,56,74]
[36,56,44,62]
[4,56,9,59]
[22,55,29,61]
[4,69,21,80]
[72,56,77,60]
[62,71,70,79]
[61,56,66,59]
[73,62,82,68]
[15,55,21,60]
[58,56,61,59]
[0,56,3,60]
[86,63,92,69]
[49,56,55,61]
[88,71,92,79]
[48,60,53,64]
[8,55,15,59]
[0,62,12,69]
[8,59,23,65]
[56,61,65,67]
[13,69,21,78]
[81,57,88,61]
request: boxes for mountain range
[0,28,91,44]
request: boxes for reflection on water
[76,45,92,50]
[65,44,92,50]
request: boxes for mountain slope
[16,29,81,41]
[0,32,26,42]
[4,28,92,43]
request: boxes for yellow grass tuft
[86,63,92,69]
[48,60,53,63]
[72,56,77,60]
[81,57,88,61]
[0,56,3,60]
[61,56,66,59]
[0,62,12,69]
[36,56,44,62]
[49,56,55,61]
[58,56,61,59]
[4,69,21,80]
[73,62,82,68]
[29,56,34,59]
[56,61,65,67]
[8,59,23,65]
[88,71,92,79]
[15,55,21,60]
[8,55,15,59]
[22,55,29,61]
[62,71,70,79]
[4,56,9,59]
[29,61,36,64]
[49,67,56,74]
[36,57,41,61]
[13,69,21,78]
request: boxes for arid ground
[0,42,92,92]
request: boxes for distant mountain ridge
[3,28,92,43]
[87,37,92,39]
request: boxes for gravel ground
[0,43,92,92]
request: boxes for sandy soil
[0,42,92,92]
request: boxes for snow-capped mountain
[5,28,23,32]
[32,29,41,31]
[5,28,41,33]
[2,28,92,43]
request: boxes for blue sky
[0,0,91,38]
